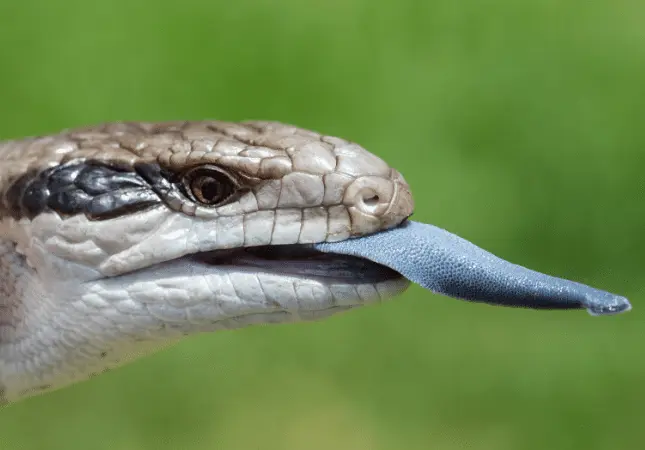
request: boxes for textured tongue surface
[314,221,631,316]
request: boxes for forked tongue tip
[314,221,631,316]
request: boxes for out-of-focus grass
[0,1,643,449]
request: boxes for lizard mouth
[191,245,403,284]
[189,217,632,317]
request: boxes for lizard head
[0,121,413,401]
[0,120,629,404]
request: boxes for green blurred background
[0,1,643,449]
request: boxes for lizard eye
[180,165,239,206]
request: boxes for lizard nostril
[363,194,380,206]
[343,175,396,224]
[343,176,395,218]
[355,186,389,216]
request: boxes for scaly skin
[0,121,413,404]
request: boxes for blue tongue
[314,221,631,316]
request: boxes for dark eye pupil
[181,166,238,207]
[192,176,225,204]
[198,178,220,201]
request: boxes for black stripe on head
[2,161,170,221]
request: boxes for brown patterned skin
[0,121,412,226]
[0,120,402,192]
